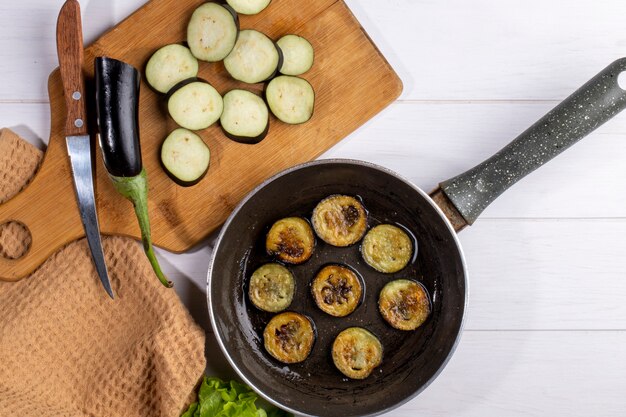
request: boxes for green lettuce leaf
[181,377,293,417]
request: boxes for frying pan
[208,58,626,417]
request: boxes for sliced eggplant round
[145,44,199,94]
[248,263,295,313]
[226,0,271,15]
[160,128,210,186]
[167,80,223,130]
[312,195,368,247]
[311,265,362,317]
[266,75,315,124]
[221,89,269,144]
[187,2,239,62]
[263,312,315,364]
[224,29,283,84]
[332,327,383,380]
[266,217,315,264]
[379,279,431,331]
[277,34,314,76]
[361,224,413,273]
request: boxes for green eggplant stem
[110,169,172,288]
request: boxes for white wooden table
[2,0,626,415]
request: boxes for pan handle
[438,58,626,226]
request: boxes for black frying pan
[208,58,626,417]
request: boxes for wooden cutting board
[0,0,402,281]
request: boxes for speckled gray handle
[440,58,626,225]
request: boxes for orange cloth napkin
[0,128,205,417]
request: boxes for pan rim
[207,158,469,417]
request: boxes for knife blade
[57,0,113,299]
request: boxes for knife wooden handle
[56,0,88,136]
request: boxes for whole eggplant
[95,56,171,288]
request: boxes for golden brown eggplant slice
[361,224,413,273]
[311,265,362,317]
[312,195,368,247]
[332,327,383,379]
[266,217,315,264]
[378,279,431,331]
[249,263,295,313]
[263,312,315,364]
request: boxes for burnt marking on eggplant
[342,205,360,227]
[276,228,305,258]
[275,321,298,351]
[321,274,352,305]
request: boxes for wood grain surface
[0,0,402,280]
[56,0,89,136]
[2,0,626,416]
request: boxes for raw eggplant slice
[167,80,223,130]
[277,34,314,76]
[160,128,211,186]
[265,75,315,125]
[145,44,199,94]
[226,0,271,15]
[224,29,283,84]
[266,75,315,124]
[187,2,239,62]
[221,89,269,143]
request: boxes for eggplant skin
[311,265,362,317]
[332,327,383,379]
[266,217,315,264]
[312,195,368,247]
[95,57,142,177]
[263,312,315,364]
[361,224,413,273]
[248,263,295,313]
[378,279,431,331]
[223,122,269,144]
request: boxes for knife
[56,0,114,299]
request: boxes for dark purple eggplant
[94,56,171,288]
[95,57,142,177]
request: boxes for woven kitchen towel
[0,128,206,417]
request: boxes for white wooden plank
[391,330,626,417]
[159,219,626,332]
[0,103,49,149]
[321,101,626,219]
[461,219,626,330]
[2,0,626,101]
[201,330,626,415]
[0,0,145,101]
[3,101,626,218]
[345,0,626,101]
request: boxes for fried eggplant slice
[361,224,413,273]
[248,263,295,313]
[311,265,362,317]
[266,217,315,264]
[312,195,367,247]
[379,279,431,331]
[263,312,315,364]
[332,327,383,379]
